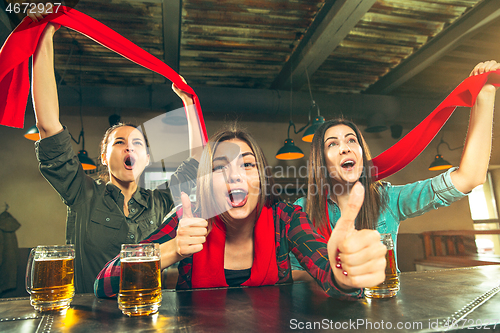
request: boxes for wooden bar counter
[1,265,500,332]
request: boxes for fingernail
[343,271,348,276]
[337,248,341,253]
[335,263,342,269]
[336,256,341,262]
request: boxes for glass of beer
[364,233,400,299]
[25,244,75,312]
[118,243,162,316]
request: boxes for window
[468,172,500,255]
[468,173,498,221]
[144,171,175,190]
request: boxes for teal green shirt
[290,167,467,270]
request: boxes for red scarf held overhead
[0,6,207,145]
[371,71,500,181]
[191,206,278,289]
[0,7,500,179]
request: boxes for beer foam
[35,257,74,261]
[121,257,159,262]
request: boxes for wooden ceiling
[3,0,500,101]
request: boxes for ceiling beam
[56,85,443,126]
[162,0,182,73]
[270,0,377,91]
[365,0,500,95]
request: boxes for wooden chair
[415,230,500,270]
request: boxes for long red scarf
[0,6,207,145]
[1,7,500,180]
[371,71,500,181]
[191,206,278,288]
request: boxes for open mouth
[227,189,248,208]
[124,156,136,170]
[341,159,355,170]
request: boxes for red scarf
[0,7,499,179]
[371,71,500,180]
[0,7,207,145]
[191,206,278,288]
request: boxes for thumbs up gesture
[327,182,387,291]
[175,192,208,258]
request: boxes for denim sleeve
[384,167,467,222]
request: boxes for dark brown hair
[306,118,385,230]
[196,124,280,225]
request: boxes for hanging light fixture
[365,113,388,133]
[276,67,305,160]
[302,68,324,142]
[428,137,461,171]
[428,155,452,171]
[24,125,96,170]
[302,106,324,142]
[74,56,96,171]
[276,121,305,160]
[24,125,40,141]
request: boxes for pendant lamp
[276,67,305,160]
[428,137,461,171]
[276,121,305,160]
[24,125,40,141]
[302,69,324,142]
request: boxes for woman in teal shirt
[291,60,499,276]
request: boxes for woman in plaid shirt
[95,126,386,299]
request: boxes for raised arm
[32,21,63,139]
[172,79,204,161]
[450,60,500,193]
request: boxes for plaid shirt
[94,201,363,300]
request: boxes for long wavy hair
[306,118,386,230]
[196,124,280,226]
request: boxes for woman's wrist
[160,240,184,269]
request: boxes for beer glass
[25,244,75,312]
[118,243,162,316]
[364,233,400,299]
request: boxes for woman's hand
[27,5,60,36]
[470,60,500,77]
[27,3,57,22]
[327,182,387,291]
[159,193,207,269]
[174,192,208,257]
[172,76,194,106]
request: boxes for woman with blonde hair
[95,125,387,299]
